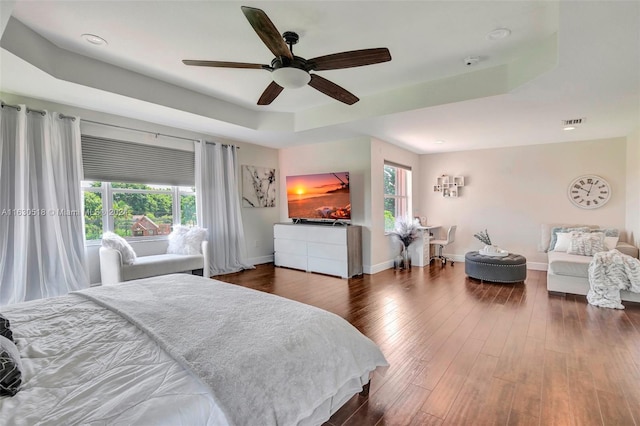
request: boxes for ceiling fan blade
[182,60,269,70]
[307,48,391,71]
[241,6,293,60]
[257,81,284,105]
[308,74,359,105]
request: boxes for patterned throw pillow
[0,335,22,396]
[548,226,591,252]
[567,231,606,256]
[592,228,619,238]
[101,232,137,265]
[0,314,12,342]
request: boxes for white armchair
[100,240,210,285]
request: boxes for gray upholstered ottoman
[465,251,527,283]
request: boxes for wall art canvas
[242,165,276,208]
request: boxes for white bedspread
[76,274,388,426]
[0,294,225,425]
[587,249,640,309]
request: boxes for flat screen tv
[286,172,350,222]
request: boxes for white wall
[370,138,421,272]
[1,92,280,284]
[419,137,628,269]
[5,90,635,280]
[239,145,280,265]
[277,136,421,274]
[278,137,373,269]
[627,128,640,246]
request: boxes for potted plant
[390,217,420,269]
[474,229,492,247]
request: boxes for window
[82,181,103,241]
[82,181,197,241]
[384,163,412,232]
[179,186,197,226]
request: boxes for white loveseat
[99,240,210,285]
[542,224,640,302]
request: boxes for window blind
[384,160,411,171]
[81,135,195,186]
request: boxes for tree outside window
[82,182,197,240]
[82,181,103,240]
[384,164,412,232]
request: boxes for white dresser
[273,223,363,278]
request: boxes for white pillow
[101,232,137,265]
[167,226,208,255]
[552,233,572,252]
[604,236,619,251]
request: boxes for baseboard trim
[250,255,274,265]
[527,262,548,271]
[442,253,465,263]
[443,254,547,271]
[365,261,394,275]
[361,255,547,275]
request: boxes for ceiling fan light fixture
[183,7,391,105]
[487,28,511,40]
[272,67,311,89]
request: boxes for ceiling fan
[182,6,392,106]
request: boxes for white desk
[410,225,441,267]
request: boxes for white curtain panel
[0,106,88,305]
[195,141,254,276]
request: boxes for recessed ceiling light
[487,28,511,40]
[563,126,576,131]
[81,33,107,46]
[435,140,445,144]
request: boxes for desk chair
[430,225,457,265]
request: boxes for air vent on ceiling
[562,118,585,126]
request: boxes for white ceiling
[1,1,638,153]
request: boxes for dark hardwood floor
[216,263,640,425]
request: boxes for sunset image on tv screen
[286,172,350,220]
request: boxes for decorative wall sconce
[433,174,465,197]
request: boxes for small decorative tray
[479,249,509,257]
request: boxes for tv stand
[273,223,362,278]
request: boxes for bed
[0,274,388,425]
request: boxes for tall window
[384,163,412,232]
[82,181,196,240]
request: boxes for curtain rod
[2,103,239,148]
[1,102,76,121]
[204,141,240,149]
[82,118,239,148]
[82,119,199,143]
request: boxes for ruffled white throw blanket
[75,274,388,425]
[587,249,640,309]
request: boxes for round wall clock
[567,175,611,209]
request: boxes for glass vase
[394,255,403,270]
[402,246,411,270]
